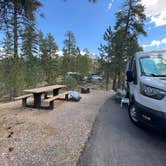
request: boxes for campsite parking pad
[0,90,109,166]
[78,98,166,166]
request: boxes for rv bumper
[135,101,166,132]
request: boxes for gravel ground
[0,90,110,166]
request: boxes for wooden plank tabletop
[24,85,66,94]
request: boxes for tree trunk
[13,0,18,59]
[105,72,109,91]
[117,71,121,88]
[105,62,109,91]
[112,73,117,91]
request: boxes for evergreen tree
[0,0,42,97]
[62,31,78,75]
[22,26,42,88]
[111,0,146,89]
[2,31,13,58]
[47,33,58,59]
[46,33,59,84]
[39,32,59,84]
[0,0,42,58]
[21,24,38,58]
[98,26,113,90]
[76,48,91,75]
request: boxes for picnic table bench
[44,91,71,109]
[15,85,67,109]
[14,94,33,107]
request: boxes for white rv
[126,49,166,130]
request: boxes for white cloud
[161,38,166,44]
[107,0,114,11]
[143,37,166,48]
[108,3,112,10]
[141,0,166,27]
[56,50,91,57]
[56,50,63,57]
[80,51,86,55]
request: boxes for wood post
[44,93,48,99]
[34,93,42,108]
[22,98,27,107]
[65,94,69,101]
[49,101,54,110]
[53,89,59,96]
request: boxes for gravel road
[78,98,166,166]
[0,90,110,166]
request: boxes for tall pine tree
[98,26,113,90]
[112,0,146,89]
[62,31,78,75]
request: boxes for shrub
[64,76,78,90]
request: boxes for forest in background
[0,0,146,100]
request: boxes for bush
[64,76,78,90]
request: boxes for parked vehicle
[88,74,102,81]
[65,72,83,81]
[125,49,166,131]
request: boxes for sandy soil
[0,90,110,166]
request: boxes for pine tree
[62,31,78,75]
[21,24,38,58]
[111,0,146,89]
[0,0,42,58]
[0,0,42,97]
[98,26,113,90]
[2,31,13,58]
[39,32,59,85]
[76,48,91,75]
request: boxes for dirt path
[0,90,110,166]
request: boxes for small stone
[8,147,14,152]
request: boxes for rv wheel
[129,103,139,125]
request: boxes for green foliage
[0,0,147,100]
[0,1,95,101]
[64,76,78,90]
[24,56,45,88]
[39,31,59,85]
[62,31,78,75]
[21,24,38,58]
[2,31,13,57]
[0,0,42,58]
[0,30,60,99]
[76,49,91,75]
[61,31,92,77]
[98,26,113,90]
[110,0,146,89]
[0,57,26,99]
[115,0,146,36]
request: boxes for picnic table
[23,85,66,109]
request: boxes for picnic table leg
[53,89,59,96]
[44,93,48,99]
[65,94,69,101]
[22,98,27,107]
[49,101,54,110]
[34,93,42,108]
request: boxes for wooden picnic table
[24,85,66,109]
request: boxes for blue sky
[1,0,166,55]
[37,0,166,54]
[37,0,120,54]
